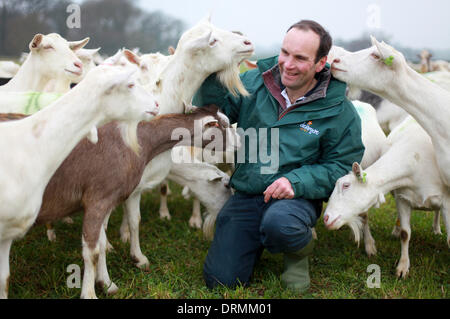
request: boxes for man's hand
[263,177,295,203]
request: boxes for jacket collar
[260,55,332,110]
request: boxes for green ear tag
[362,172,367,183]
[384,56,394,66]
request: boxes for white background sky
[138,0,450,53]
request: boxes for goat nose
[74,61,83,70]
[244,40,252,46]
[333,58,340,64]
[323,214,329,224]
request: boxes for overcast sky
[138,0,450,53]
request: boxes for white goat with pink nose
[323,116,450,278]
[329,36,450,188]
[0,33,89,93]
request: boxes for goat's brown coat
[0,105,228,248]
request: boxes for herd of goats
[0,17,449,298]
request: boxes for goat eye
[342,183,350,190]
[43,45,54,50]
[128,83,135,89]
[371,53,380,60]
[209,38,218,46]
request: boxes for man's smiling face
[278,28,323,92]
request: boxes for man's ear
[315,55,327,73]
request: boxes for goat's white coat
[0,33,89,93]
[324,117,450,277]
[0,64,158,299]
[119,18,253,269]
[0,61,20,78]
[330,37,450,187]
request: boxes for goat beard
[347,216,364,248]
[217,67,249,97]
[118,121,141,156]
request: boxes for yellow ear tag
[362,172,367,183]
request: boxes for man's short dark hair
[287,20,332,63]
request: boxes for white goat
[0,33,89,93]
[72,47,102,83]
[0,61,20,78]
[355,72,450,134]
[330,36,450,188]
[324,117,449,278]
[117,17,253,269]
[120,161,232,244]
[351,100,388,168]
[419,50,450,73]
[0,63,158,298]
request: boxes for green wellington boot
[280,239,315,293]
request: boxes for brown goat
[0,104,236,299]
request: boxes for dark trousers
[203,192,319,289]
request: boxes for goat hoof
[80,292,98,299]
[365,242,377,257]
[189,218,202,229]
[396,265,409,278]
[159,212,171,220]
[107,283,119,295]
[120,230,130,243]
[132,255,149,270]
[47,230,57,242]
[137,260,150,270]
[106,241,114,252]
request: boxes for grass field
[7,181,449,299]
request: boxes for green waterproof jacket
[193,55,364,200]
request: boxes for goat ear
[85,47,101,55]
[371,35,396,67]
[186,30,213,51]
[29,34,44,51]
[76,47,101,59]
[69,37,90,51]
[352,162,367,183]
[168,46,175,55]
[371,35,385,60]
[123,49,141,66]
[103,49,122,65]
[209,175,224,182]
[198,13,212,25]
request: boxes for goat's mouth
[65,69,82,76]
[325,215,342,230]
[237,49,254,55]
[146,110,159,116]
[330,66,347,73]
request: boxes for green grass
[8,183,449,299]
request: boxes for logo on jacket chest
[299,121,320,135]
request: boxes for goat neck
[139,111,205,161]
[1,55,50,92]
[153,54,212,115]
